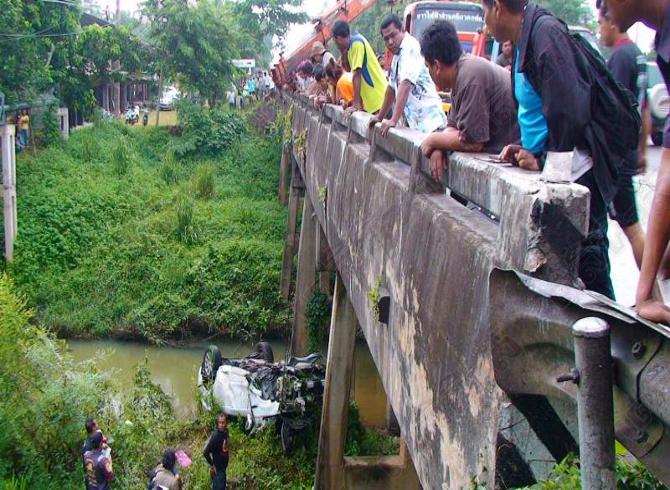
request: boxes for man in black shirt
[599,1,648,269]
[203,413,229,490]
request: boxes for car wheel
[652,132,664,147]
[254,341,274,363]
[280,420,295,455]
[201,345,222,386]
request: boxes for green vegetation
[0,272,176,488]
[7,106,289,341]
[522,454,667,489]
[306,290,331,353]
[0,273,399,489]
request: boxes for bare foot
[637,299,670,324]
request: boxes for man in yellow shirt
[332,20,387,114]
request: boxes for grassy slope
[7,119,289,341]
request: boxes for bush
[172,101,246,158]
[38,103,62,148]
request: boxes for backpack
[568,31,642,159]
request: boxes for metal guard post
[573,317,616,489]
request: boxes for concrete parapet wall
[282,93,670,488]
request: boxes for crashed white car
[197,343,325,453]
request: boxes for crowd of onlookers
[288,0,670,325]
[226,72,276,109]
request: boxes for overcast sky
[96,0,657,54]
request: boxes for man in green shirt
[332,20,387,114]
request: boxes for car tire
[652,131,664,147]
[280,420,296,455]
[201,345,223,386]
[255,341,274,363]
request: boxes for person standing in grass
[18,109,30,148]
[148,448,182,490]
[83,431,114,490]
[204,413,230,490]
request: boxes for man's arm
[203,433,216,466]
[421,127,484,156]
[371,86,396,131]
[534,21,591,150]
[639,106,650,172]
[636,147,670,323]
[350,69,363,111]
[380,80,412,136]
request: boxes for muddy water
[68,338,388,428]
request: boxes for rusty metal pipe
[573,317,616,489]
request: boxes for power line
[0,31,81,40]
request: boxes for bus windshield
[412,3,484,48]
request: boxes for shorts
[608,173,639,228]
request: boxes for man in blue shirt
[607,0,670,323]
[483,0,627,299]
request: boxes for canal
[68,338,389,428]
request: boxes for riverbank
[5,106,289,342]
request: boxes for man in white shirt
[369,14,447,136]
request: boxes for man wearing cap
[310,41,336,70]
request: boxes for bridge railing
[282,92,670,488]
[292,93,590,288]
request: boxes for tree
[537,0,594,26]
[227,0,307,65]
[57,23,147,118]
[0,0,81,105]
[351,0,412,55]
[142,0,235,107]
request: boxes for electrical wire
[0,0,82,39]
[0,31,81,39]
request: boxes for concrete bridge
[274,93,670,489]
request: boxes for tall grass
[9,113,288,340]
[193,163,216,199]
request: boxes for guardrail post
[572,317,615,489]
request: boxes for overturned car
[197,342,325,453]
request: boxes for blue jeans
[19,129,28,147]
[212,470,226,490]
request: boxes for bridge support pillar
[278,143,290,205]
[280,165,304,301]
[315,273,357,490]
[291,195,316,356]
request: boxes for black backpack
[568,30,642,159]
